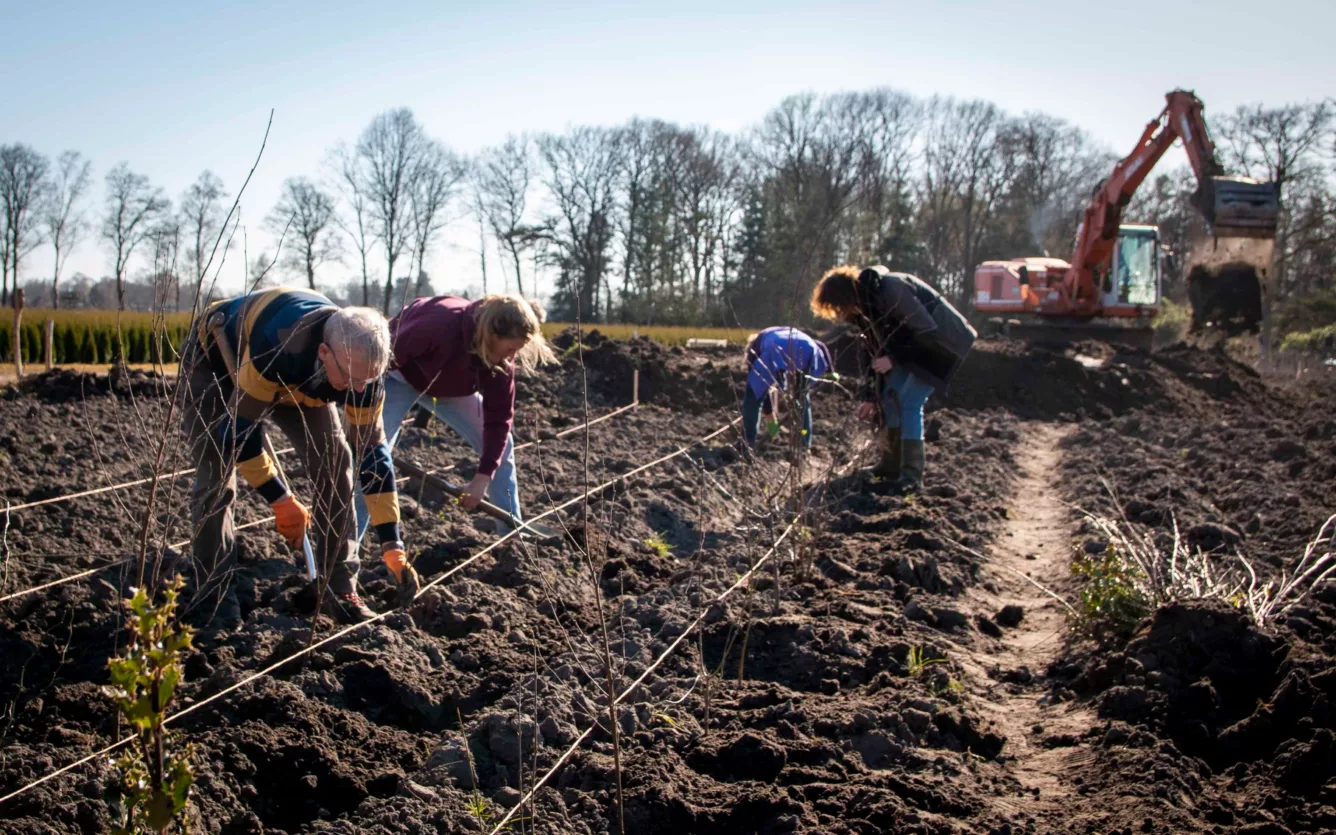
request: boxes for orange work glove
[382,545,420,607]
[270,495,310,548]
[383,547,409,583]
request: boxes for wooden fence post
[44,319,54,371]
[632,368,639,409]
[11,290,23,381]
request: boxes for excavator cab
[1100,225,1161,312]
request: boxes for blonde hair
[472,293,557,374]
[810,265,864,321]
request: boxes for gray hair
[323,306,391,374]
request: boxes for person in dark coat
[810,265,977,490]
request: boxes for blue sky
[5,0,1333,299]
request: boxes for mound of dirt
[574,332,744,413]
[1050,348,1336,832]
[824,323,1274,421]
[2,367,171,403]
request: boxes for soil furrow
[961,423,1096,827]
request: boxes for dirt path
[955,423,1097,830]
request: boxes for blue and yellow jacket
[200,287,401,545]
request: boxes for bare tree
[1216,101,1336,293]
[1,143,50,306]
[148,212,183,312]
[0,214,9,306]
[476,135,538,297]
[329,142,375,305]
[539,126,624,321]
[267,177,342,291]
[917,96,1017,306]
[248,250,279,289]
[1001,113,1111,257]
[356,108,425,314]
[408,138,466,297]
[180,171,228,310]
[847,89,922,268]
[673,128,738,320]
[747,93,868,321]
[471,184,490,296]
[617,119,690,322]
[102,163,168,311]
[40,150,93,309]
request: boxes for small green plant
[463,781,526,831]
[465,792,499,828]
[1072,546,1150,641]
[104,576,195,835]
[905,645,945,677]
[928,675,964,698]
[643,532,675,557]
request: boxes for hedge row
[0,320,191,364]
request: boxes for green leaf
[145,788,177,829]
[169,758,193,809]
[160,666,181,707]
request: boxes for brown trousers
[178,339,359,597]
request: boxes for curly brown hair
[809,265,863,320]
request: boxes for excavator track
[988,319,1156,352]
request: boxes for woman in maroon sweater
[354,294,555,537]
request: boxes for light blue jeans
[354,372,521,541]
[880,366,935,441]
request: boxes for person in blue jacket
[742,326,833,451]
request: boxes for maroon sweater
[389,296,515,477]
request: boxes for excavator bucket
[1188,262,1265,335]
[1185,234,1274,336]
[1183,177,1277,335]
[1192,176,1280,239]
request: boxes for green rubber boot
[896,439,925,493]
[870,427,902,479]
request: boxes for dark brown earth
[0,333,1331,834]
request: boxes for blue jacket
[746,327,831,399]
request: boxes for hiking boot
[893,439,925,493]
[323,567,376,624]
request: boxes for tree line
[2,88,1332,328]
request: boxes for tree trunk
[383,254,396,316]
[509,243,525,297]
[361,248,370,306]
[51,242,62,309]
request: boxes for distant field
[0,310,753,366]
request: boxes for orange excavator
[975,90,1278,349]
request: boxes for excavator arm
[1067,90,1278,316]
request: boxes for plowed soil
[0,334,1331,835]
